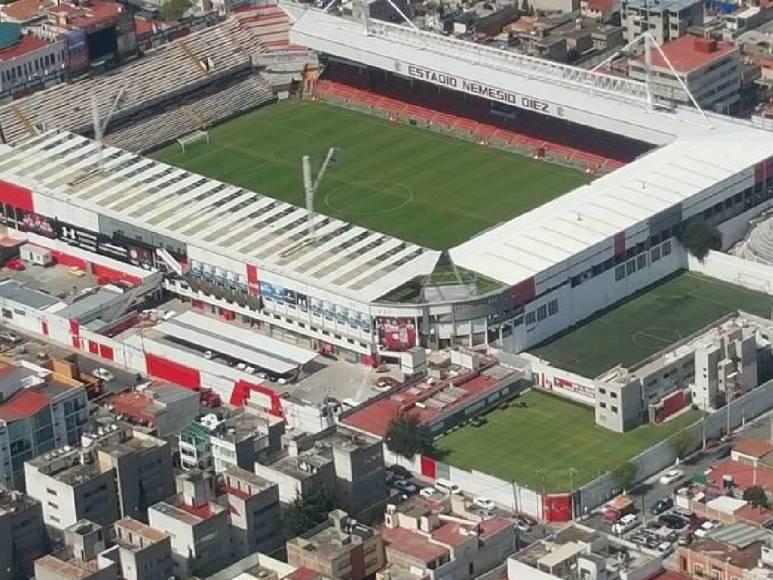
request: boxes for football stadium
[0,0,769,372]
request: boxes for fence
[687,251,773,296]
[578,377,773,513]
[519,353,597,406]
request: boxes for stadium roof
[286,5,754,145]
[0,131,440,304]
[450,130,773,286]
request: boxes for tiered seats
[233,5,307,54]
[105,74,274,152]
[316,79,621,172]
[319,61,653,166]
[0,17,258,145]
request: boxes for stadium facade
[0,7,770,367]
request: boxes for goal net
[176,130,210,153]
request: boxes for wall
[717,199,773,249]
[520,353,596,404]
[687,250,773,295]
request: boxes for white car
[695,521,720,538]
[612,514,639,535]
[659,469,684,485]
[473,497,495,511]
[420,487,436,498]
[93,368,114,382]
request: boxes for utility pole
[569,468,578,520]
[511,480,520,514]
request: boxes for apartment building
[0,486,48,580]
[148,471,232,578]
[0,357,89,489]
[253,444,335,504]
[111,383,198,437]
[628,35,741,112]
[220,467,283,558]
[113,517,174,580]
[34,554,119,580]
[287,509,385,580]
[621,0,703,44]
[678,523,773,579]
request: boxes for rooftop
[733,439,773,459]
[685,538,762,570]
[150,499,225,526]
[707,460,773,493]
[1,0,55,22]
[381,525,449,565]
[0,33,49,61]
[221,466,276,497]
[0,280,60,310]
[114,517,167,547]
[0,487,37,515]
[623,0,700,11]
[268,451,332,480]
[49,0,122,30]
[35,555,102,579]
[633,35,737,74]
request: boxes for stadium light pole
[91,87,126,171]
[303,147,339,240]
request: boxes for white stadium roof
[0,131,440,303]
[450,130,773,286]
[287,5,753,145]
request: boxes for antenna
[303,147,340,240]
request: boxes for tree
[612,461,638,493]
[282,488,335,537]
[670,430,693,460]
[676,218,721,261]
[743,486,770,509]
[385,414,435,460]
[160,0,191,21]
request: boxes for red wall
[246,264,261,296]
[614,232,626,256]
[0,180,33,212]
[511,277,535,306]
[145,353,201,390]
[92,263,141,286]
[230,380,283,416]
[543,494,573,522]
[99,344,114,361]
[51,250,88,270]
[420,456,437,479]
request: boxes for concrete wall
[521,354,596,404]
[687,251,773,296]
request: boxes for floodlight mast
[91,87,126,170]
[304,147,339,240]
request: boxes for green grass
[152,100,589,249]
[530,271,773,378]
[436,390,700,492]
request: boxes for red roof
[585,0,617,12]
[478,517,512,540]
[707,460,773,493]
[637,35,737,73]
[343,367,505,437]
[735,504,773,526]
[0,389,49,421]
[177,501,215,520]
[381,526,449,565]
[283,568,322,580]
[50,0,121,30]
[734,439,773,459]
[0,34,49,61]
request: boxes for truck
[602,495,636,525]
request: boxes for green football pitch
[531,272,773,378]
[152,100,590,249]
[435,390,701,493]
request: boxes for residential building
[628,36,741,113]
[113,517,174,580]
[25,447,120,532]
[65,519,109,562]
[621,0,703,44]
[179,420,212,471]
[219,467,282,559]
[34,553,119,580]
[506,522,662,579]
[0,0,57,27]
[595,315,756,432]
[0,23,67,97]
[581,0,620,22]
[205,552,319,580]
[287,509,385,580]
[380,498,515,580]
[0,486,48,580]
[677,522,773,579]
[111,383,199,437]
[0,357,89,489]
[148,470,232,578]
[253,441,335,504]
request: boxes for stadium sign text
[404,65,555,115]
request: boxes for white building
[628,36,741,113]
[113,518,175,580]
[620,0,703,44]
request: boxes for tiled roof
[0,389,49,421]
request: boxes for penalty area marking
[631,327,683,349]
[323,181,415,216]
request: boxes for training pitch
[530,271,773,378]
[435,390,700,493]
[152,100,589,249]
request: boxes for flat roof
[624,0,700,10]
[633,36,737,74]
[155,318,304,375]
[0,131,439,304]
[0,279,61,310]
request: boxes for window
[615,265,625,281]
[525,311,536,325]
[610,392,618,399]
[651,246,661,262]
[611,406,618,414]
[637,254,646,270]
[548,299,558,316]
[537,305,547,321]
[662,241,671,256]
[626,260,636,275]
[598,388,606,395]
[599,402,607,409]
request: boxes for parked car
[473,497,495,511]
[393,480,417,495]
[695,521,721,538]
[612,514,640,535]
[0,331,21,344]
[388,465,411,480]
[677,532,693,546]
[5,259,24,271]
[68,266,86,278]
[93,368,115,382]
[435,478,462,495]
[514,517,531,532]
[658,514,689,530]
[657,542,673,555]
[659,469,684,485]
[419,486,436,498]
[651,497,674,515]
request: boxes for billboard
[20,212,56,238]
[376,316,417,351]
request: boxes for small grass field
[435,390,700,493]
[530,271,773,378]
[152,100,589,249]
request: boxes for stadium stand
[318,61,652,166]
[105,73,274,152]
[233,4,307,54]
